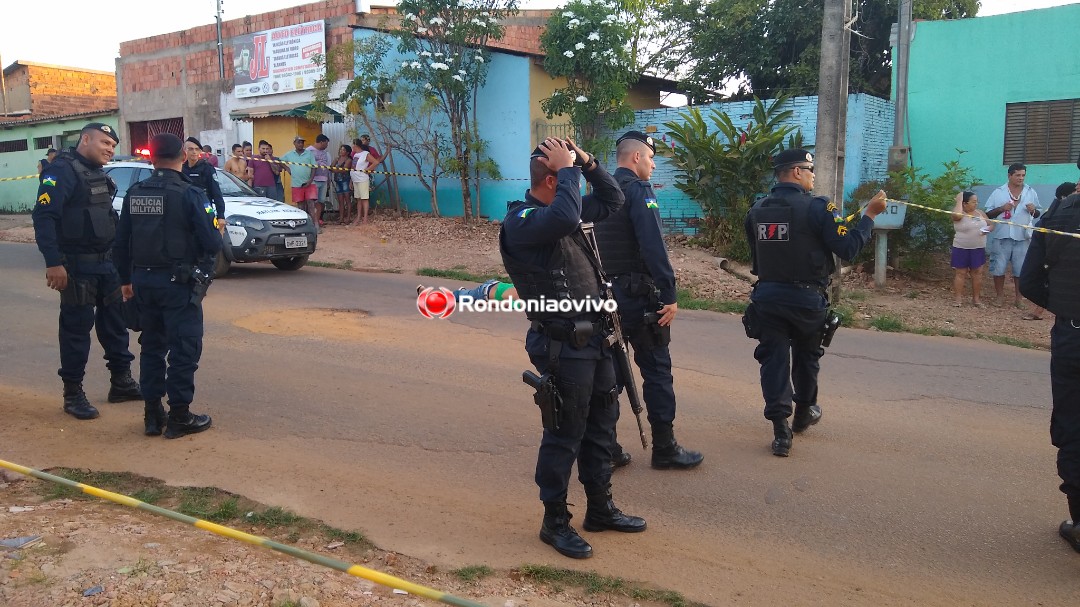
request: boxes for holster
[122,298,142,332]
[523,370,562,432]
[59,274,97,306]
[820,309,841,348]
[742,302,761,339]
[190,282,209,306]
[631,312,671,349]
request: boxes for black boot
[62,381,99,420]
[611,442,632,469]
[771,419,792,457]
[107,369,142,403]
[650,424,704,470]
[144,400,166,436]
[164,409,212,439]
[792,403,822,433]
[582,490,647,533]
[1062,495,1080,554]
[539,502,592,559]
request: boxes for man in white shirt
[984,163,1042,312]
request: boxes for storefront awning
[229,103,344,123]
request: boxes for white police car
[105,161,317,276]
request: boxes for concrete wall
[904,5,1080,187]
[1,67,31,113]
[0,113,119,211]
[606,94,894,233]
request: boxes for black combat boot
[143,400,166,436]
[650,424,704,470]
[1062,495,1080,554]
[107,369,142,403]
[62,381,99,420]
[582,489,647,533]
[771,418,792,457]
[539,502,592,559]
[164,409,212,439]
[792,403,822,433]
[610,442,632,469]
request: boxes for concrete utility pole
[816,0,852,301]
[216,0,226,80]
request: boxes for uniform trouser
[529,350,618,503]
[612,287,676,426]
[753,301,827,421]
[1050,320,1080,501]
[57,259,134,382]
[135,273,204,410]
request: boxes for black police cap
[83,123,119,143]
[773,148,814,170]
[149,133,184,159]
[616,130,656,153]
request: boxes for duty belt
[64,251,112,263]
[531,317,605,347]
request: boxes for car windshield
[214,169,260,197]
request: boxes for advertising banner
[233,20,326,99]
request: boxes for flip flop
[1022,313,1043,321]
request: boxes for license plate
[284,236,308,249]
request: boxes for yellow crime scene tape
[0,174,39,182]
[0,458,488,607]
[844,197,1080,240]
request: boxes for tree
[664,96,803,261]
[393,0,519,221]
[671,0,978,100]
[540,1,636,150]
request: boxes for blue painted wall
[601,94,894,233]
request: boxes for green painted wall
[905,6,1080,186]
[0,114,119,211]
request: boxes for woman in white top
[950,190,991,307]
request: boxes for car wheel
[213,250,232,278]
[271,255,308,271]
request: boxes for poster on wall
[233,20,326,99]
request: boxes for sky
[2,0,1076,73]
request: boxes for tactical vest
[749,193,832,283]
[58,150,116,251]
[500,203,603,321]
[594,170,649,276]
[1042,198,1080,319]
[126,171,196,269]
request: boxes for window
[0,139,29,153]
[1003,99,1080,165]
[34,136,52,150]
[103,166,140,201]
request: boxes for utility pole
[816,0,851,301]
[216,0,226,80]
[0,52,8,117]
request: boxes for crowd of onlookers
[219,134,388,231]
[951,163,1080,317]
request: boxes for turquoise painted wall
[354,29,531,219]
[0,114,119,212]
[905,6,1080,187]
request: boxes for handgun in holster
[523,370,562,432]
[820,310,841,348]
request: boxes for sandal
[1022,313,1043,321]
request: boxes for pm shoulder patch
[41,176,57,188]
[519,207,536,219]
[826,202,838,213]
[37,192,51,206]
[837,225,849,236]
[645,197,659,210]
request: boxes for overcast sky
[2,0,1076,73]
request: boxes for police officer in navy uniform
[182,136,226,226]
[113,134,222,438]
[500,137,645,559]
[1019,191,1080,553]
[744,149,886,456]
[32,122,142,420]
[594,130,703,470]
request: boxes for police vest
[499,203,603,321]
[126,171,197,269]
[58,150,116,251]
[749,193,833,283]
[1042,197,1080,319]
[594,170,650,276]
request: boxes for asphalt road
[1,241,1076,606]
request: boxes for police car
[104,161,317,276]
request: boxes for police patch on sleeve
[203,201,215,215]
[826,202,838,213]
[645,198,659,210]
[130,196,164,215]
[519,207,535,219]
[41,176,57,188]
[37,192,51,206]
[837,225,848,236]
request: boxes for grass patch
[35,469,163,502]
[132,488,165,504]
[870,315,905,332]
[320,525,366,545]
[176,487,239,522]
[975,333,1036,349]
[831,303,857,327]
[452,564,493,582]
[517,564,701,607]
[841,289,870,302]
[676,288,747,314]
[417,267,508,283]
[245,506,302,527]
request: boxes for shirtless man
[224,144,252,186]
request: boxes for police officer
[1019,192,1080,553]
[744,149,886,457]
[594,130,703,470]
[113,133,222,438]
[32,122,142,420]
[182,136,226,227]
[500,137,645,559]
